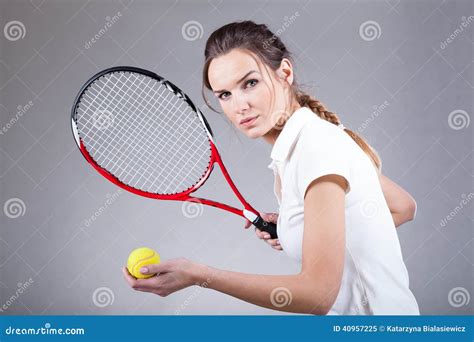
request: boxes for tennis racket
[71,66,278,239]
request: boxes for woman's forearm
[192,264,333,315]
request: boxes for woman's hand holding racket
[245,213,282,251]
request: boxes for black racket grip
[252,216,278,239]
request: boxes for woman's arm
[379,173,417,227]
[195,174,346,314]
[124,175,346,315]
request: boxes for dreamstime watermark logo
[174,278,212,315]
[270,287,293,308]
[3,198,26,219]
[181,21,203,41]
[84,12,122,49]
[0,101,35,136]
[359,20,382,41]
[92,287,115,307]
[4,322,85,336]
[359,198,379,219]
[448,287,470,308]
[270,110,291,130]
[357,100,390,133]
[440,16,474,50]
[0,278,34,313]
[448,109,470,130]
[92,109,114,130]
[4,21,26,41]
[82,190,122,229]
[262,11,300,50]
[439,193,473,228]
[181,199,204,219]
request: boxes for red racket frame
[79,139,260,219]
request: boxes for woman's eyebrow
[213,70,258,93]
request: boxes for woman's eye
[245,79,258,88]
[218,92,231,100]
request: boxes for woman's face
[207,49,294,141]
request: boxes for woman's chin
[243,127,263,139]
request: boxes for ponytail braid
[296,92,382,173]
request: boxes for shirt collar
[269,106,317,164]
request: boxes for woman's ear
[277,58,294,86]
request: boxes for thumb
[261,212,277,223]
[140,262,168,275]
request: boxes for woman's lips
[239,115,259,127]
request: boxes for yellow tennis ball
[127,247,160,279]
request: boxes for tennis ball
[127,247,160,279]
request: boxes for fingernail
[140,267,148,273]
[264,235,270,239]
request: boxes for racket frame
[71,66,270,230]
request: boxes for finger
[266,239,280,247]
[260,212,271,221]
[260,212,277,224]
[255,228,265,239]
[256,228,272,240]
[258,229,271,239]
[244,219,252,229]
[122,267,139,287]
[134,277,161,290]
[272,245,283,251]
[139,262,168,276]
[132,286,153,292]
[122,267,160,291]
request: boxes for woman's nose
[232,95,250,114]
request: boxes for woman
[123,21,419,315]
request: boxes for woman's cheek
[220,104,235,125]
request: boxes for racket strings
[82,73,210,192]
[75,71,212,194]
[85,79,187,180]
[90,77,191,184]
[86,73,211,190]
[83,75,177,183]
[85,76,161,170]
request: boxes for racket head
[71,66,217,199]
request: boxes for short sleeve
[294,127,353,198]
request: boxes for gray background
[0,0,472,315]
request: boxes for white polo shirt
[268,107,419,315]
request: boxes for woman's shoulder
[297,118,355,152]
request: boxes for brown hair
[202,21,381,172]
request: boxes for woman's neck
[263,100,302,146]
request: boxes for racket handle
[252,216,278,239]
